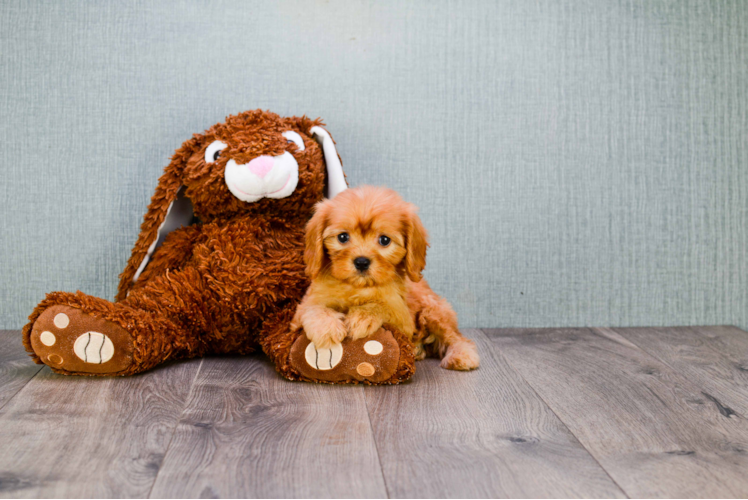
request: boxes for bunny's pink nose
[247,156,274,178]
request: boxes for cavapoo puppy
[291,185,479,370]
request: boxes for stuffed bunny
[23,110,415,384]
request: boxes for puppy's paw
[345,312,383,341]
[307,322,347,350]
[413,341,427,361]
[304,311,347,349]
[440,339,480,371]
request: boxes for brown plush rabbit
[23,110,415,384]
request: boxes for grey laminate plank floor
[613,326,748,416]
[486,327,748,498]
[0,330,42,412]
[0,361,198,498]
[364,330,624,498]
[150,355,387,498]
[0,326,747,498]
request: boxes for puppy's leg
[410,281,480,371]
[345,304,385,341]
[412,341,428,361]
[294,304,347,349]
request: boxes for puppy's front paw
[345,312,382,341]
[440,339,480,371]
[304,310,347,349]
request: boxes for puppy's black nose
[353,256,371,271]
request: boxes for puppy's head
[305,186,429,286]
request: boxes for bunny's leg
[259,302,416,385]
[24,267,212,376]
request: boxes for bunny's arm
[118,224,204,299]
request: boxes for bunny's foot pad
[28,305,134,375]
[289,328,406,384]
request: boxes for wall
[2,0,746,329]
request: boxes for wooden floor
[1,326,748,498]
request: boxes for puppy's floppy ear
[304,200,331,279]
[404,206,429,282]
[115,135,201,301]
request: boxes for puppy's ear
[404,206,430,282]
[305,200,331,279]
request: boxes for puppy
[291,186,479,370]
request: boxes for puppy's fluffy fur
[291,186,479,370]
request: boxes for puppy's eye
[378,235,391,247]
[205,141,227,163]
[337,233,350,244]
[282,131,305,151]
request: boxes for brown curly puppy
[22,110,415,384]
[293,186,480,370]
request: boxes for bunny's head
[117,110,347,296]
[161,110,345,221]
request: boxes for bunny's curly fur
[22,110,416,383]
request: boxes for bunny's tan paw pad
[29,305,134,375]
[289,328,403,384]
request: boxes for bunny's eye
[337,233,349,243]
[378,235,391,247]
[205,141,227,163]
[282,131,305,151]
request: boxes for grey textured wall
[1,0,747,329]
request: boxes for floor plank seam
[147,357,205,499]
[610,327,746,420]
[0,364,44,414]
[479,328,631,499]
[362,385,392,499]
[687,326,748,379]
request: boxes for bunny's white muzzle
[224,152,299,203]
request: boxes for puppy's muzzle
[353,256,371,272]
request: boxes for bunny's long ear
[115,136,201,301]
[310,126,348,199]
